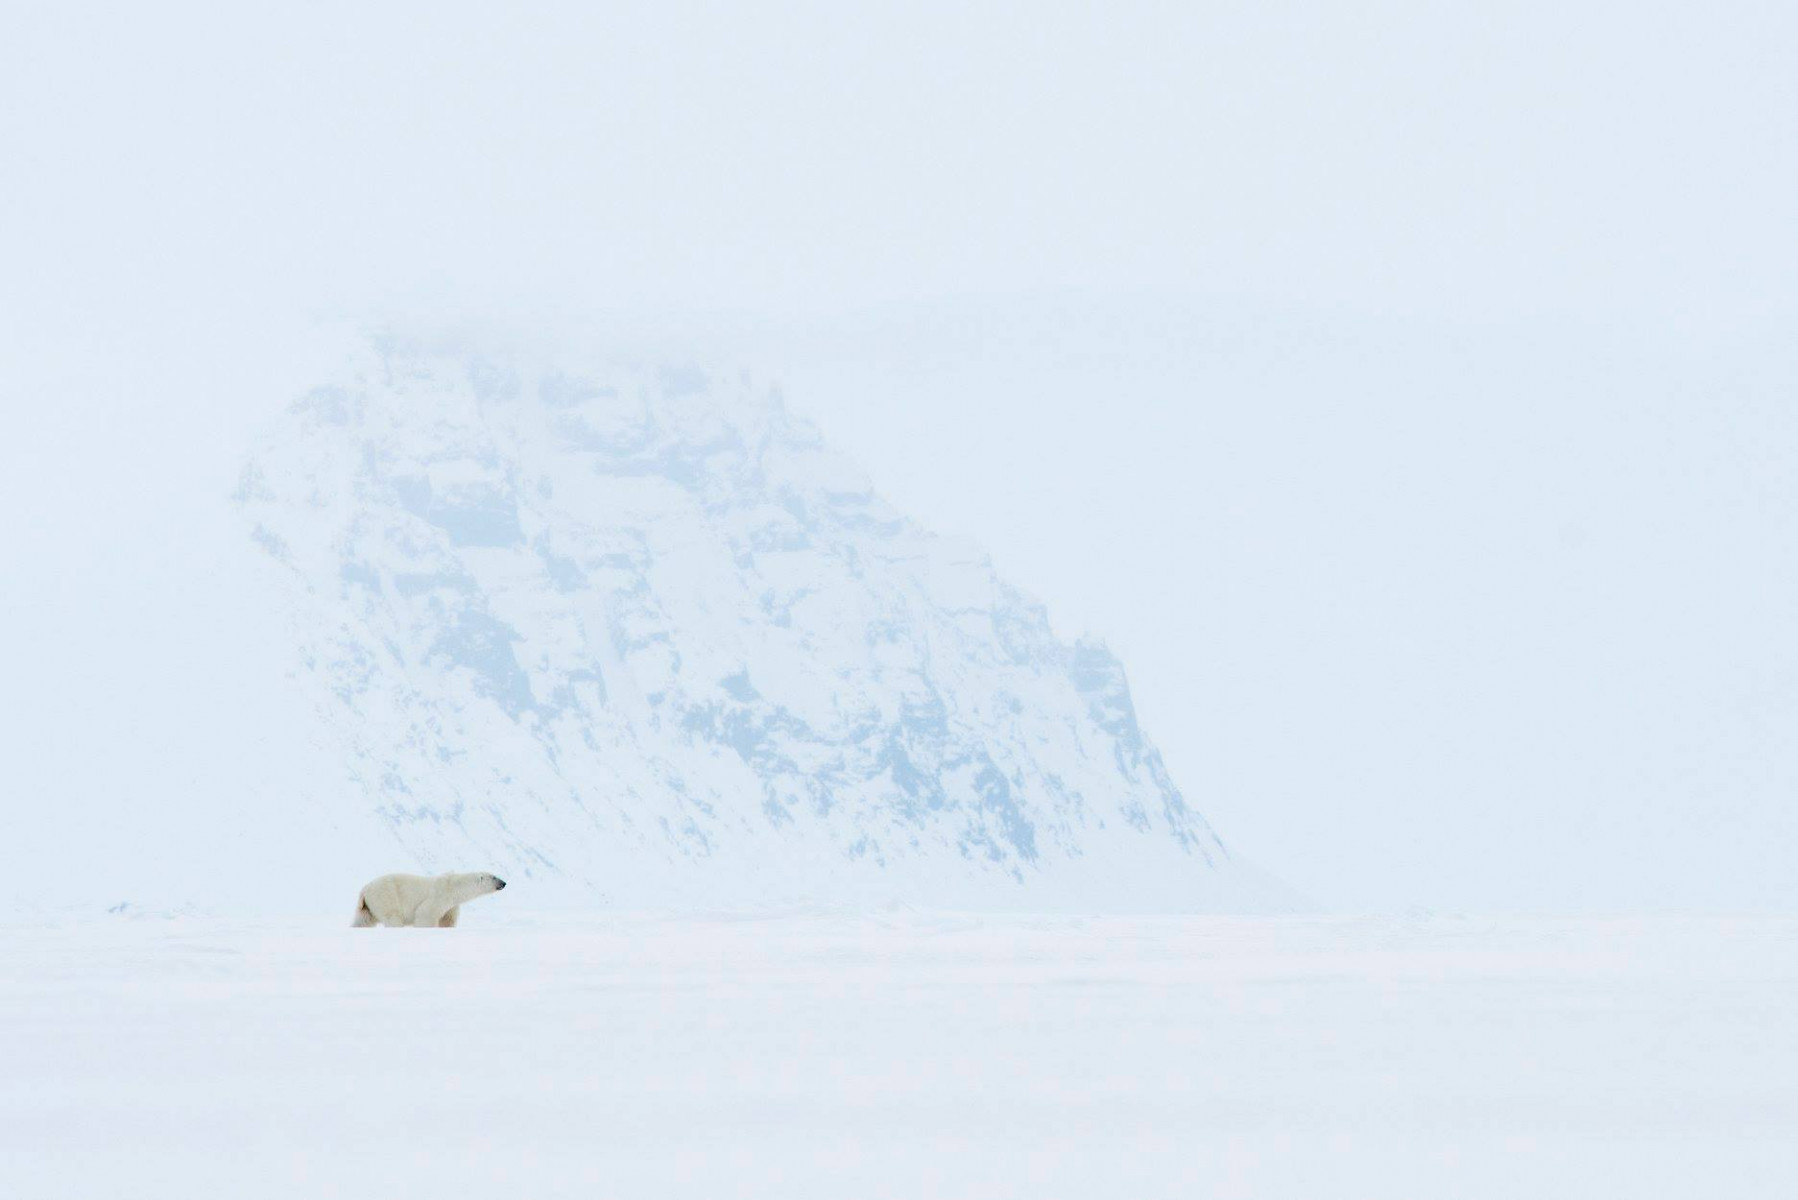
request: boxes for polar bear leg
[437,906,460,928]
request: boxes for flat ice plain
[4,913,1794,1199]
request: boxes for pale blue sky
[3,0,1794,909]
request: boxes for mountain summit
[235,339,1278,910]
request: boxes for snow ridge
[236,338,1267,909]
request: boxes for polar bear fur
[352,871,507,928]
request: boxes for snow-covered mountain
[233,337,1282,910]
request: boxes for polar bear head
[444,871,508,902]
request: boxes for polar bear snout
[494,878,507,890]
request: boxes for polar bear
[352,871,507,927]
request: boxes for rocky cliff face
[236,338,1272,909]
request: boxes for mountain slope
[235,338,1281,910]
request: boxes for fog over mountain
[6,2,1793,915]
[203,336,1286,912]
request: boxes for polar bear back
[357,873,442,927]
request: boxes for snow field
[3,913,1795,1198]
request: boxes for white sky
[3,0,1794,910]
